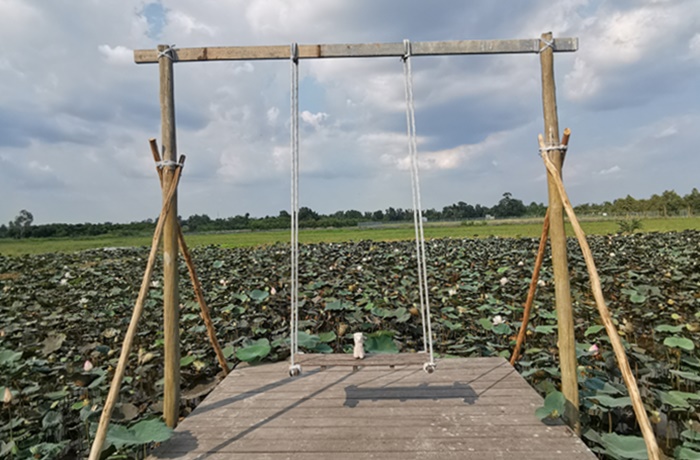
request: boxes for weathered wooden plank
[164,423,577,440]
[208,369,527,394]
[180,413,565,428]
[134,38,578,63]
[294,352,428,366]
[157,435,590,454]
[198,386,537,401]
[150,453,597,460]
[179,403,543,421]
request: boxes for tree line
[2,188,698,240]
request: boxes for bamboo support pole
[88,159,184,460]
[159,44,181,428]
[539,31,579,433]
[538,134,660,460]
[149,139,230,376]
[510,210,549,365]
[510,128,571,365]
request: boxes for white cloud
[656,126,678,138]
[598,165,621,176]
[98,45,134,66]
[166,10,216,37]
[690,33,700,57]
[266,106,280,125]
[300,111,329,130]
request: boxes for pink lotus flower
[83,360,94,372]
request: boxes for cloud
[300,111,328,130]
[563,1,700,108]
[598,165,621,175]
[98,45,134,66]
[0,1,698,224]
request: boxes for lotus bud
[270,287,277,295]
[3,387,12,404]
[83,360,94,372]
[492,315,504,326]
[537,280,546,287]
[499,277,508,286]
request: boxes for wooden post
[539,32,579,433]
[159,44,181,428]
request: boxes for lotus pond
[1,231,699,459]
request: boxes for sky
[0,0,699,225]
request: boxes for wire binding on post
[539,144,568,155]
[156,160,179,169]
[289,364,301,377]
[538,38,554,53]
[423,362,436,374]
[157,44,177,60]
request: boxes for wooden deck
[149,356,596,459]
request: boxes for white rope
[539,144,567,153]
[538,38,554,53]
[157,44,176,60]
[402,39,435,368]
[155,160,179,169]
[289,43,300,372]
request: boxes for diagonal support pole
[510,128,570,365]
[539,134,660,460]
[149,139,230,376]
[510,210,549,365]
[89,156,185,460]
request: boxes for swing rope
[288,40,435,373]
[289,43,301,375]
[403,39,435,369]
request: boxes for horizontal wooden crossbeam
[133,38,578,64]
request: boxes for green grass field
[1,217,698,256]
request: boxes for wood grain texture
[134,38,578,63]
[148,357,595,459]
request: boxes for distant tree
[278,210,291,219]
[660,190,684,217]
[683,188,700,216]
[344,210,363,220]
[492,193,526,218]
[527,202,547,217]
[612,195,640,214]
[8,209,33,238]
[298,207,319,221]
[372,210,384,221]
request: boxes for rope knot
[538,38,554,53]
[157,44,177,61]
[402,39,412,61]
[290,42,299,64]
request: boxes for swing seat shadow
[343,381,477,408]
